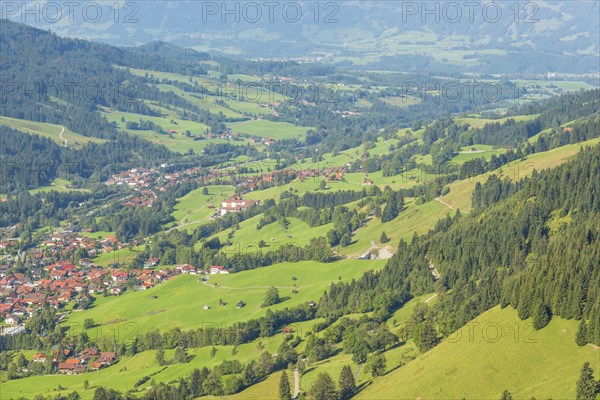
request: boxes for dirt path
[435,197,470,214]
[355,363,366,380]
[59,126,68,147]
[425,293,438,303]
[293,368,300,398]
[201,279,295,291]
[167,216,212,232]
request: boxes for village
[0,149,350,378]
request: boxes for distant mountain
[4,1,599,74]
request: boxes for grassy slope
[227,119,310,140]
[208,215,333,250]
[341,199,453,256]
[64,259,386,335]
[0,115,105,149]
[357,306,600,400]
[170,185,235,231]
[440,137,600,213]
[1,320,319,399]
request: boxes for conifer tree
[532,302,552,330]
[279,371,292,400]
[338,365,356,400]
[576,362,598,400]
[576,320,589,346]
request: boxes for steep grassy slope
[357,306,600,399]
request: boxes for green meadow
[100,107,250,155]
[441,137,600,212]
[64,259,386,335]
[1,320,318,400]
[0,115,105,149]
[208,216,333,251]
[341,199,454,256]
[227,119,310,140]
[170,185,235,230]
[357,306,600,400]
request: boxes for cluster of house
[106,165,208,208]
[105,153,350,213]
[39,229,124,259]
[219,195,259,216]
[0,257,233,334]
[31,348,117,374]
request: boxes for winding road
[59,126,68,147]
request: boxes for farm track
[293,368,300,398]
[59,126,68,147]
[201,280,296,291]
[435,196,470,214]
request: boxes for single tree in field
[338,365,356,400]
[576,362,598,400]
[368,353,387,377]
[499,390,513,400]
[156,348,167,366]
[415,320,438,352]
[380,231,389,243]
[202,187,209,195]
[576,319,589,346]
[174,347,188,363]
[310,372,338,400]
[83,318,95,329]
[279,371,292,400]
[262,286,281,307]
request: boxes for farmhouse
[236,300,246,308]
[98,352,116,365]
[176,264,197,274]
[219,195,258,216]
[210,266,229,275]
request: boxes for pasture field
[451,144,506,164]
[357,306,600,400]
[341,199,454,256]
[99,108,247,154]
[170,185,235,230]
[79,231,117,240]
[227,119,310,140]
[92,246,145,268]
[29,179,87,195]
[2,320,318,399]
[440,137,600,212]
[63,259,387,335]
[380,95,421,107]
[0,115,105,149]
[454,114,539,130]
[207,215,333,251]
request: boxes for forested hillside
[322,144,600,345]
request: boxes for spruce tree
[380,231,389,243]
[532,302,552,330]
[338,365,356,400]
[576,320,589,346]
[500,390,513,400]
[576,362,598,400]
[279,371,292,400]
[310,372,338,400]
